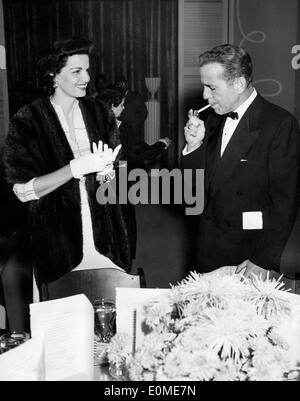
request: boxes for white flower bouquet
[107,270,300,381]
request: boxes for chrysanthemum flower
[244,273,293,320]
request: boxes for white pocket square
[242,211,263,230]
[240,159,248,162]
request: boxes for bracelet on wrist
[96,169,116,185]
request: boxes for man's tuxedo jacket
[182,94,300,273]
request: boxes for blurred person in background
[115,77,148,144]
[98,88,171,169]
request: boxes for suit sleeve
[250,116,300,271]
[119,123,166,167]
[181,145,205,189]
[181,145,205,169]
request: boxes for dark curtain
[3,0,178,167]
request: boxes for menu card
[30,294,94,381]
[116,288,171,351]
[0,336,45,381]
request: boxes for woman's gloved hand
[70,141,121,180]
[94,142,122,184]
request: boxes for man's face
[200,62,241,115]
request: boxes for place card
[116,288,171,351]
[30,294,94,381]
[0,336,45,381]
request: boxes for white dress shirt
[220,89,257,156]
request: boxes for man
[115,77,148,143]
[182,44,300,279]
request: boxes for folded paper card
[116,288,171,351]
[30,294,94,381]
[0,336,45,381]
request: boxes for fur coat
[0,156,30,265]
[3,97,136,284]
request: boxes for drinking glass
[93,299,116,343]
[0,331,30,354]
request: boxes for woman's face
[54,54,90,99]
[112,99,125,118]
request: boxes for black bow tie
[226,111,239,120]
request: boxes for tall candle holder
[144,77,161,145]
[145,77,161,100]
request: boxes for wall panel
[0,0,9,148]
[230,0,297,116]
[178,0,228,156]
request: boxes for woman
[3,37,136,292]
[97,88,171,169]
[0,155,32,331]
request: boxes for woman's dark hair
[36,36,93,96]
[115,77,129,94]
[199,44,253,86]
[98,88,124,109]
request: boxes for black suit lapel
[205,115,226,187]
[207,95,264,198]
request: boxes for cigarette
[197,104,211,114]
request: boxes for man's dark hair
[114,76,129,93]
[36,36,93,96]
[98,88,124,109]
[199,44,253,86]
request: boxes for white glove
[94,143,122,184]
[70,141,119,179]
[92,142,122,175]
